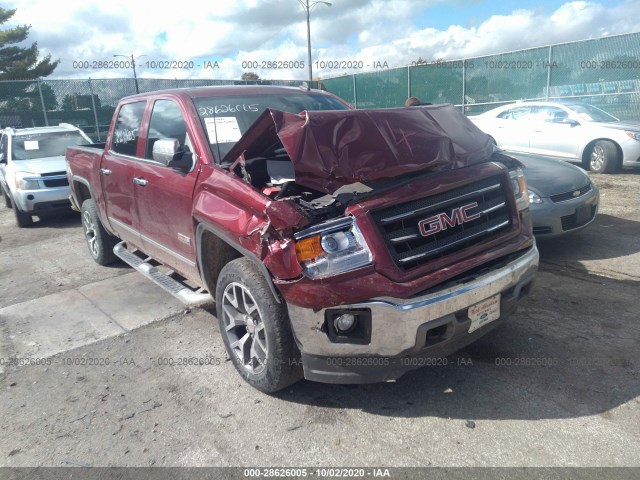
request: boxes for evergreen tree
[0,7,59,80]
[0,7,59,116]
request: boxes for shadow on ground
[274,257,639,420]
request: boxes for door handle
[100,168,111,176]
[133,177,148,186]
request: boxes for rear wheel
[81,199,117,265]
[587,140,620,173]
[13,205,33,227]
[216,258,302,393]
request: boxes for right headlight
[509,167,529,211]
[14,171,41,190]
[294,217,372,279]
[528,190,542,204]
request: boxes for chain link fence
[321,32,640,121]
[0,78,312,141]
[2,32,638,139]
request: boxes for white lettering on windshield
[114,129,136,144]
[198,104,260,116]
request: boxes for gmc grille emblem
[418,202,481,237]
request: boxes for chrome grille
[372,175,512,270]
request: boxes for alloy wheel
[221,282,268,374]
[590,144,605,171]
[82,210,99,258]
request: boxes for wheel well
[73,181,92,205]
[199,230,242,293]
[581,138,623,165]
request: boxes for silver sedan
[508,152,599,238]
[469,101,640,173]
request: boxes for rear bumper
[287,245,538,384]
[621,139,640,167]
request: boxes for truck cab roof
[119,85,337,101]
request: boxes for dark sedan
[507,152,599,238]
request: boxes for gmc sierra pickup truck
[66,86,538,392]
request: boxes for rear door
[528,105,581,159]
[100,100,147,246]
[491,106,533,152]
[134,98,201,278]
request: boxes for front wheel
[81,199,117,265]
[13,204,33,227]
[216,258,303,393]
[587,140,620,173]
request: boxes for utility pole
[297,0,332,85]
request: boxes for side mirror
[152,138,193,172]
[561,118,580,127]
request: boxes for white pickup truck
[0,124,91,227]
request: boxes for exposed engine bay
[227,143,374,222]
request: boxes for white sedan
[468,101,640,173]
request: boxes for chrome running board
[113,242,212,307]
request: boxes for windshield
[12,131,87,160]
[193,93,349,161]
[566,103,619,123]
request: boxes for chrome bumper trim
[287,245,539,357]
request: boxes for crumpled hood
[11,156,66,175]
[224,104,494,194]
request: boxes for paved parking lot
[0,171,639,467]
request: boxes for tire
[216,257,303,393]
[13,204,33,227]
[586,140,620,173]
[0,184,11,209]
[81,199,117,266]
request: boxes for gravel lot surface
[0,168,638,469]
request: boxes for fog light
[334,313,357,333]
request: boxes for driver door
[134,98,201,279]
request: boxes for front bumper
[12,186,72,214]
[287,245,539,384]
[621,138,640,167]
[530,186,599,238]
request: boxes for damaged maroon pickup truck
[66,86,538,392]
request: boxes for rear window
[112,101,146,157]
[193,93,349,161]
[11,131,87,160]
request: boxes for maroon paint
[67,86,533,309]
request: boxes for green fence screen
[322,32,640,121]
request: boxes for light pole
[113,54,143,94]
[297,0,331,85]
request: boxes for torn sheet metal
[224,104,494,194]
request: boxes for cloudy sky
[4,0,640,81]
